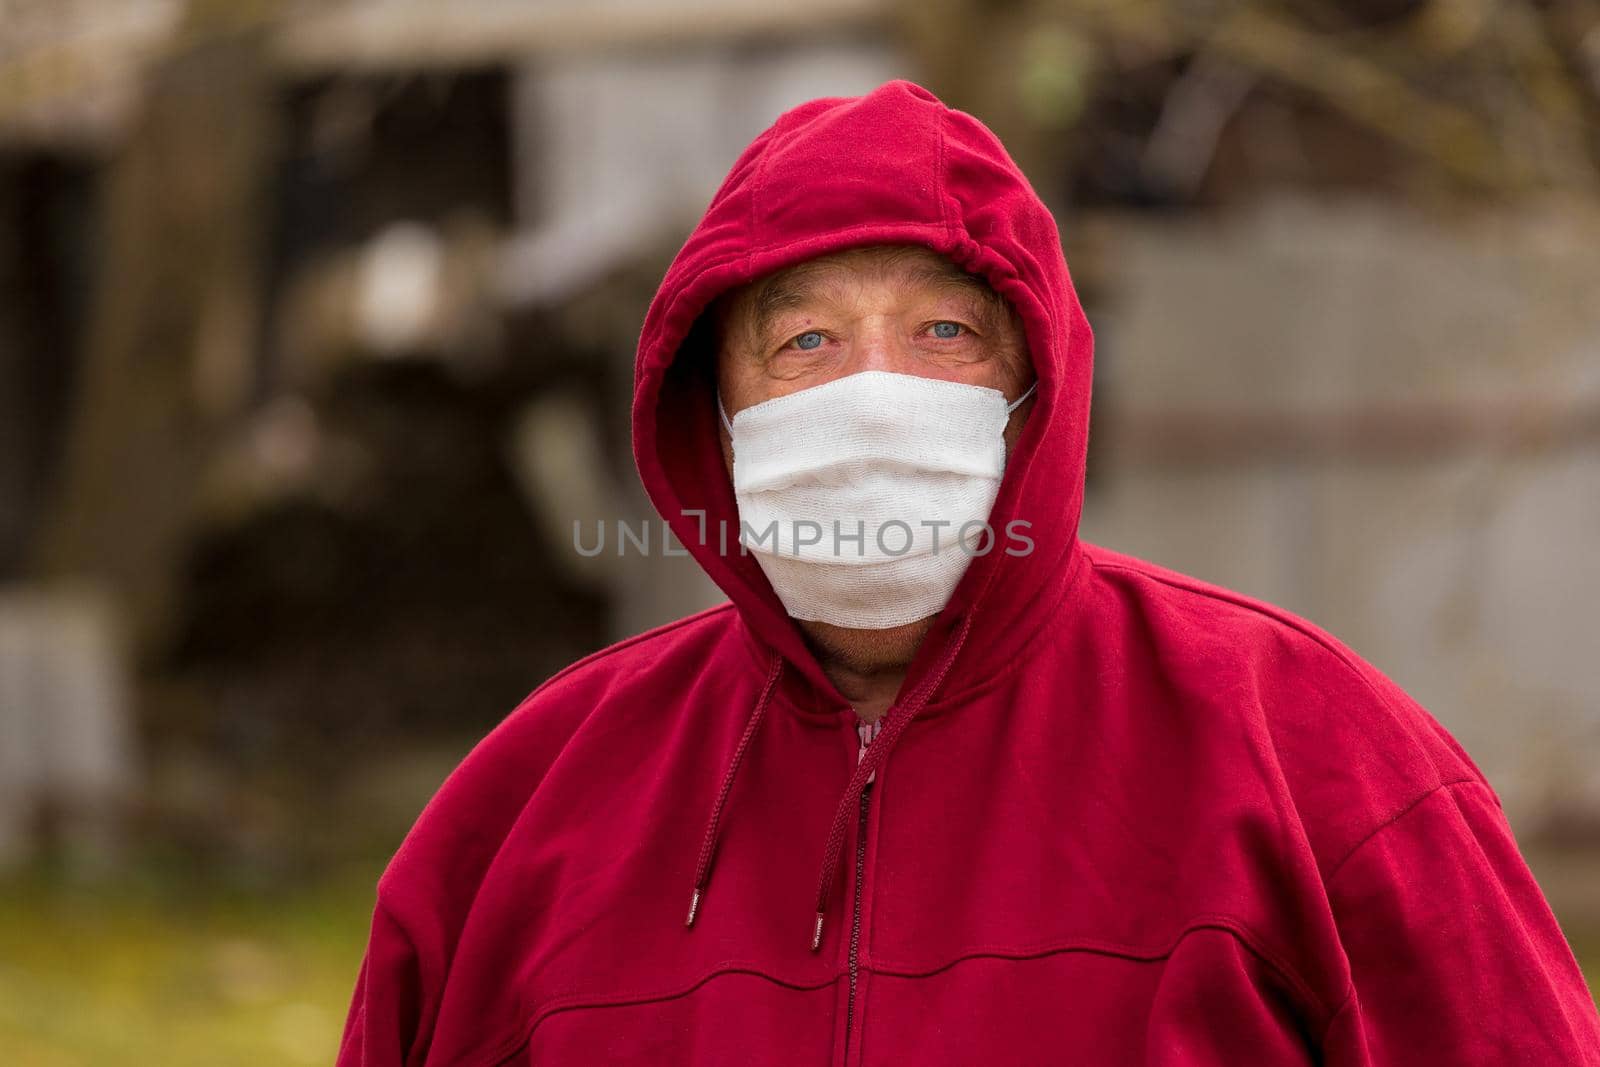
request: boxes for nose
[841,316,921,377]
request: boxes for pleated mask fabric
[725,370,1030,629]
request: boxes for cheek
[1003,335,1033,389]
[718,349,786,413]
[715,358,739,409]
[1003,398,1033,455]
[719,424,735,478]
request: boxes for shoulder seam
[1193,917,1344,1038]
[1323,777,1483,886]
[516,602,735,706]
[1089,556,1454,786]
[1320,982,1357,1047]
[1090,558,1382,690]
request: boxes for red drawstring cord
[809,613,972,951]
[681,614,971,948]
[685,654,784,928]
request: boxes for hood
[633,78,1095,705]
[632,79,1098,947]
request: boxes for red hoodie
[337,79,1600,1066]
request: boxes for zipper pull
[857,719,881,783]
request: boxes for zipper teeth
[844,780,871,1056]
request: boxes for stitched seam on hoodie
[1088,557,1475,795]
[1320,982,1358,1047]
[467,927,1332,1065]
[935,106,951,237]
[1086,559,1397,715]
[521,601,738,704]
[1321,777,1483,888]
[1089,557,1495,893]
[747,128,771,272]
[868,915,1335,1031]
[467,963,844,1067]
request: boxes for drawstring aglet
[810,910,826,951]
[686,887,703,928]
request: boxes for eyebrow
[742,256,1006,352]
[903,261,1006,332]
[749,269,832,346]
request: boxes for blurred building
[0,0,1596,877]
[1082,196,1600,832]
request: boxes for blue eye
[794,331,825,350]
[931,321,962,339]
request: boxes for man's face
[711,243,1035,672]
[713,244,1033,452]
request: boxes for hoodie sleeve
[329,650,620,1066]
[1319,778,1600,1064]
[336,901,430,1067]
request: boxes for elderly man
[338,80,1600,1065]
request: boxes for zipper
[844,717,879,1061]
[844,779,872,1059]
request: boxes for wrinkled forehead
[709,243,1013,353]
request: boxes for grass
[0,864,381,1067]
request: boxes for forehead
[753,245,982,308]
[716,244,1002,345]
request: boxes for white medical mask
[721,370,1035,629]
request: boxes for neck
[798,616,934,724]
[819,660,904,724]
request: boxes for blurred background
[1,0,1597,1061]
